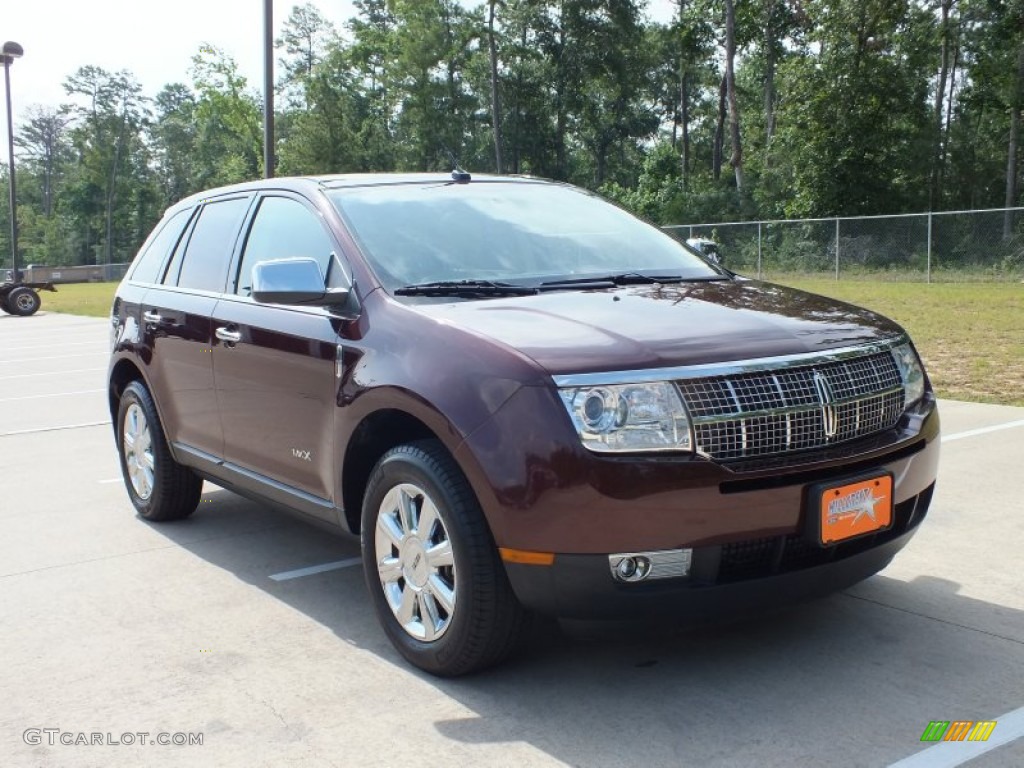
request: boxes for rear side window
[175,197,251,292]
[235,197,335,295]
[130,209,191,284]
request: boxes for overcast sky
[1,0,678,148]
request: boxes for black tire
[6,286,41,316]
[116,380,202,521]
[0,295,11,314]
[361,439,530,676]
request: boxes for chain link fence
[665,208,1024,281]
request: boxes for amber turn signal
[499,548,555,566]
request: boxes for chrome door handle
[215,327,242,344]
[142,311,162,324]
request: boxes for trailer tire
[6,287,42,316]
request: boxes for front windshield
[327,181,719,291]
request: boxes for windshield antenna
[446,148,472,183]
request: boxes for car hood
[412,280,905,375]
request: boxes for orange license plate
[817,474,893,545]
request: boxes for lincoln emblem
[813,370,839,439]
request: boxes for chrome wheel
[375,483,457,642]
[122,402,155,500]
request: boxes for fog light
[610,555,651,582]
[609,549,692,583]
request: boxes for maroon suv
[108,174,939,676]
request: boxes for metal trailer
[0,281,56,316]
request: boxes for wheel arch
[108,357,147,423]
[108,357,173,448]
[341,408,441,535]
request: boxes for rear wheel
[116,381,202,521]
[6,287,41,316]
[361,440,530,676]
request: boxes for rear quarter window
[129,209,192,284]
[174,197,251,292]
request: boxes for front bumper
[504,482,934,620]
[458,388,940,555]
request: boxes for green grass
[38,282,117,318]
[776,278,1024,407]
[38,278,1024,406]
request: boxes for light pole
[3,41,23,282]
[263,0,274,179]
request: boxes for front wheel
[361,440,530,676]
[116,381,202,521]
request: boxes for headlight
[558,381,692,453]
[891,342,926,406]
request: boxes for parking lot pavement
[1,311,1022,767]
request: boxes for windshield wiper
[538,273,685,290]
[394,279,537,297]
[538,272,729,290]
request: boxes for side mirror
[251,258,349,307]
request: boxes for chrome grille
[677,351,905,460]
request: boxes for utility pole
[3,41,24,281]
[263,0,275,178]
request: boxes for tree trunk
[487,0,503,174]
[677,0,689,185]
[938,38,960,205]
[763,0,777,146]
[724,0,744,190]
[947,41,959,131]
[713,73,726,181]
[43,165,52,218]
[106,124,125,264]
[555,14,567,179]
[681,70,690,187]
[930,0,952,209]
[511,22,526,175]
[596,144,607,187]
[448,61,459,164]
[105,99,130,265]
[43,134,54,217]
[1004,44,1024,238]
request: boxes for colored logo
[920,720,997,742]
[827,486,887,526]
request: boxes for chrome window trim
[551,336,908,387]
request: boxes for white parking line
[0,367,105,380]
[942,419,1024,443]
[0,388,104,403]
[98,478,122,484]
[0,353,106,364]
[0,332,105,342]
[0,326,104,336]
[0,421,110,437]
[887,704,1024,768]
[269,557,362,581]
[2,340,105,352]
